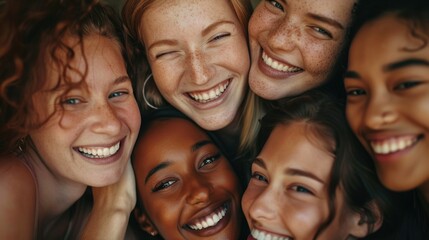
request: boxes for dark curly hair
[0,0,129,154]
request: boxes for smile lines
[262,51,302,73]
[78,142,120,158]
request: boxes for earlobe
[134,208,158,236]
[350,201,383,238]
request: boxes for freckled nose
[188,51,214,85]
[91,103,122,135]
[267,18,299,52]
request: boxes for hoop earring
[142,73,158,110]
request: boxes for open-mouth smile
[262,51,302,73]
[185,202,230,231]
[369,135,422,155]
[187,79,230,103]
[76,142,120,158]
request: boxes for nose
[364,94,398,129]
[266,17,299,53]
[248,187,277,222]
[185,176,213,205]
[90,102,122,136]
[187,50,214,86]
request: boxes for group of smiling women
[0,0,428,239]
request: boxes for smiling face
[133,118,242,239]
[29,35,141,187]
[242,122,360,240]
[248,0,355,100]
[140,0,250,131]
[345,13,429,194]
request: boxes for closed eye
[210,33,231,42]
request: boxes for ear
[134,208,158,237]
[349,201,383,238]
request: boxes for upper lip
[183,200,230,227]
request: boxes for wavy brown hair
[0,0,128,154]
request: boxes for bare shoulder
[0,154,37,238]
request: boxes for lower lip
[186,201,233,237]
[188,79,232,110]
[77,139,125,165]
[257,51,302,79]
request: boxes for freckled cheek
[152,67,181,96]
[303,43,341,75]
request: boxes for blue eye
[312,26,332,38]
[152,179,177,192]
[291,185,313,194]
[109,91,127,98]
[199,153,221,168]
[267,0,284,11]
[251,172,268,183]
[62,98,80,105]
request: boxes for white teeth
[370,136,417,154]
[188,205,227,231]
[188,81,229,103]
[251,229,292,240]
[78,142,120,158]
[262,51,301,72]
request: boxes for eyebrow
[201,20,235,36]
[307,13,344,30]
[114,75,131,84]
[383,58,429,72]
[144,139,213,184]
[344,58,429,80]
[191,139,212,152]
[285,168,325,184]
[145,161,171,184]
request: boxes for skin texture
[0,34,141,238]
[140,0,250,131]
[248,0,355,100]
[133,118,242,239]
[345,13,429,200]
[242,122,364,240]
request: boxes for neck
[25,147,87,230]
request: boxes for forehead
[259,122,334,175]
[349,14,429,68]
[287,0,356,24]
[141,0,239,38]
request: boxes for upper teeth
[251,229,292,240]
[188,205,227,231]
[262,52,301,72]
[78,142,120,158]
[370,136,417,154]
[188,81,229,103]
